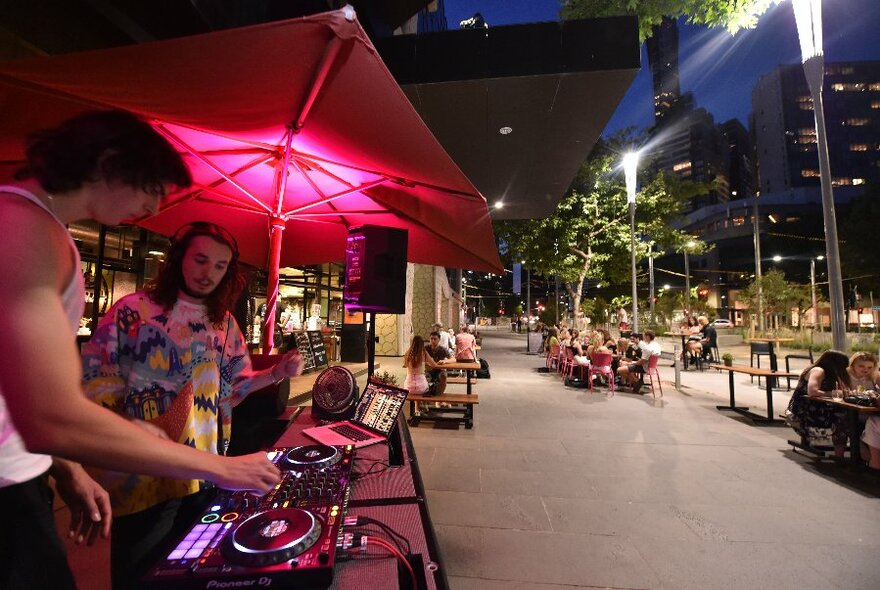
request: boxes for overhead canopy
[0,8,503,273]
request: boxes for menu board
[308,331,328,368]
[294,332,316,372]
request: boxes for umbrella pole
[262,216,286,352]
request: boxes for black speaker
[310,366,358,421]
[343,225,408,314]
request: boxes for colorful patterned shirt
[81,293,251,516]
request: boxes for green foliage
[581,296,612,326]
[494,133,709,328]
[560,0,780,40]
[374,371,399,387]
[721,352,734,361]
[538,298,561,326]
[739,269,813,326]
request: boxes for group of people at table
[402,323,478,398]
[544,326,661,394]
[787,350,880,471]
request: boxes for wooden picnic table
[409,360,480,429]
[799,395,880,466]
[710,364,799,425]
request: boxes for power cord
[337,532,417,589]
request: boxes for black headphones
[167,221,240,280]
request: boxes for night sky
[445,0,880,135]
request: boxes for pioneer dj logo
[305,449,321,458]
[205,577,272,588]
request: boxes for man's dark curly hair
[146,222,245,326]
[14,109,191,196]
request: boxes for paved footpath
[396,331,880,590]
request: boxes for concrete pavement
[400,331,880,590]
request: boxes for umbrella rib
[285,177,389,216]
[294,35,344,132]
[154,123,273,214]
[295,151,483,203]
[158,153,275,212]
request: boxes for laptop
[303,380,408,448]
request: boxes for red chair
[546,344,561,371]
[564,349,590,384]
[588,352,615,395]
[645,354,663,398]
[560,346,574,378]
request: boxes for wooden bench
[446,376,477,385]
[407,392,479,429]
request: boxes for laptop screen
[352,381,408,436]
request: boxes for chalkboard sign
[308,331,328,368]
[294,332,316,372]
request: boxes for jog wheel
[283,445,341,471]
[223,508,322,567]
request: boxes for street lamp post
[811,254,824,331]
[683,240,695,314]
[793,0,846,350]
[753,196,765,332]
[624,152,640,334]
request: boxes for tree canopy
[560,0,780,40]
[494,135,708,327]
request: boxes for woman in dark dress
[787,350,850,456]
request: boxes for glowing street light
[623,151,640,333]
[772,255,782,262]
[792,0,846,349]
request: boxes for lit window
[850,144,870,151]
[831,83,866,91]
[786,216,800,223]
[798,128,817,136]
[797,136,818,144]
[802,169,820,178]
[853,178,866,185]
[672,161,692,172]
[796,95,812,103]
[845,118,869,126]
[732,217,745,227]
[870,83,880,91]
[832,178,852,186]
[799,102,814,111]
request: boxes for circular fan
[311,366,357,420]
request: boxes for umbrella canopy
[0,7,502,348]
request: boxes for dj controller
[144,444,355,589]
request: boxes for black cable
[344,515,411,553]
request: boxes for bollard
[673,344,681,390]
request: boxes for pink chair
[564,349,590,383]
[645,354,663,398]
[588,352,615,394]
[546,344,561,371]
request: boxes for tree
[739,269,812,329]
[560,0,779,40]
[495,134,708,330]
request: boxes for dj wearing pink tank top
[0,110,280,590]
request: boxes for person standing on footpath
[0,110,280,590]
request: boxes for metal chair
[785,349,814,389]
[750,342,771,385]
[645,354,663,398]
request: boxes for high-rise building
[650,94,731,212]
[645,16,681,125]
[721,119,756,201]
[753,60,880,195]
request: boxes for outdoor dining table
[665,331,693,371]
[805,396,880,466]
[748,337,795,389]
[710,363,799,425]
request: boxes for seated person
[544,327,560,354]
[616,330,661,394]
[684,316,702,362]
[455,325,478,362]
[786,351,849,456]
[425,331,453,395]
[697,316,717,360]
[845,352,880,470]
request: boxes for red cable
[364,535,418,590]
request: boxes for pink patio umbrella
[0,7,502,349]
